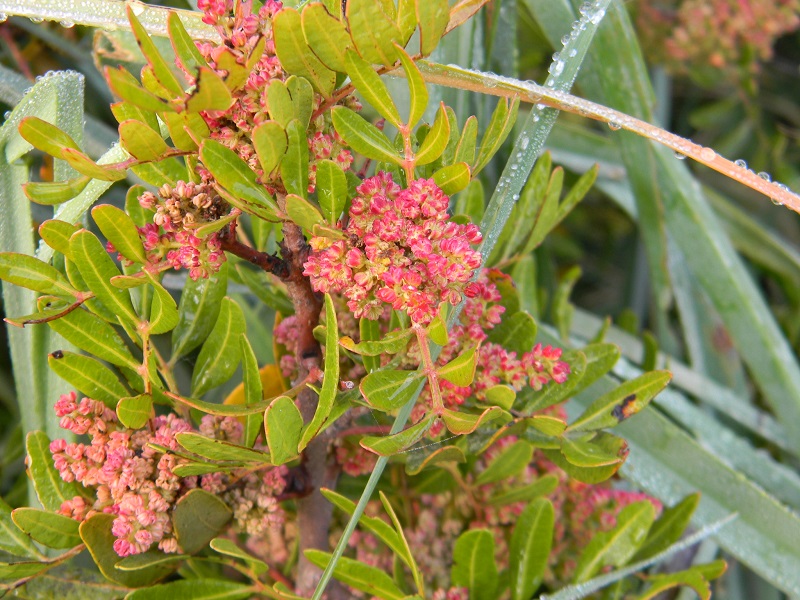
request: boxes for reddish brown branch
[219,223,288,278]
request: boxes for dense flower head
[304,173,483,325]
[50,394,286,557]
[137,178,229,280]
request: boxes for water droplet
[734,159,747,169]
[569,49,578,57]
[561,35,571,46]
[579,2,593,16]
[674,151,687,160]
[130,3,145,15]
[59,20,75,28]
[608,121,621,131]
[758,171,771,182]
[3,111,10,120]
[0,13,7,23]
[30,16,43,23]
[771,198,784,206]
[700,148,716,161]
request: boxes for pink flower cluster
[637,0,800,77]
[50,392,194,556]
[50,394,288,557]
[137,180,228,280]
[304,173,483,324]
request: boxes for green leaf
[415,0,449,56]
[378,491,423,591]
[210,538,268,574]
[529,415,567,437]
[437,347,476,386]
[0,252,77,296]
[0,561,49,581]
[131,157,186,187]
[454,116,478,165]
[111,100,159,132]
[44,305,138,369]
[265,396,303,465]
[301,3,353,72]
[106,65,178,113]
[252,121,287,176]
[274,7,336,96]
[62,148,126,181]
[18,116,80,159]
[118,119,168,162]
[23,176,91,205]
[11,508,81,549]
[305,550,406,600]
[524,349,586,413]
[199,139,279,220]
[171,261,227,359]
[331,106,402,165]
[299,294,339,450]
[345,50,401,128]
[282,120,310,198]
[168,12,209,74]
[432,162,471,195]
[167,378,307,416]
[482,384,515,410]
[360,369,423,411]
[633,494,699,562]
[574,501,656,582]
[240,335,263,448]
[488,474,559,506]
[395,45,428,129]
[346,0,403,67]
[473,97,519,175]
[415,103,450,166]
[427,316,448,346]
[451,529,498,600]
[0,497,43,559]
[48,350,127,408]
[92,204,147,264]
[172,489,232,555]
[442,406,503,435]
[26,431,81,512]
[567,370,672,432]
[126,5,184,97]
[509,498,554,600]
[191,297,246,396]
[175,432,271,463]
[561,436,624,468]
[572,343,621,395]
[316,159,348,225]
[405,444,466,475]
[487,311,537,356]
[361,416,433,456]
[266,80,295,128]
[39,220,80,259]
[128,580,254,600]
[116,394,153,429]
[147,278,179,335]
[475,440,534,486]
[80,513,174,587]
[340,329,412,356]
[70,230,138,324]
[162,110,210,152]
[186,67,234,112]
[635,568,713,600]
[116,551,185,572]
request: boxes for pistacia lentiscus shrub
[0,1,728,598]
